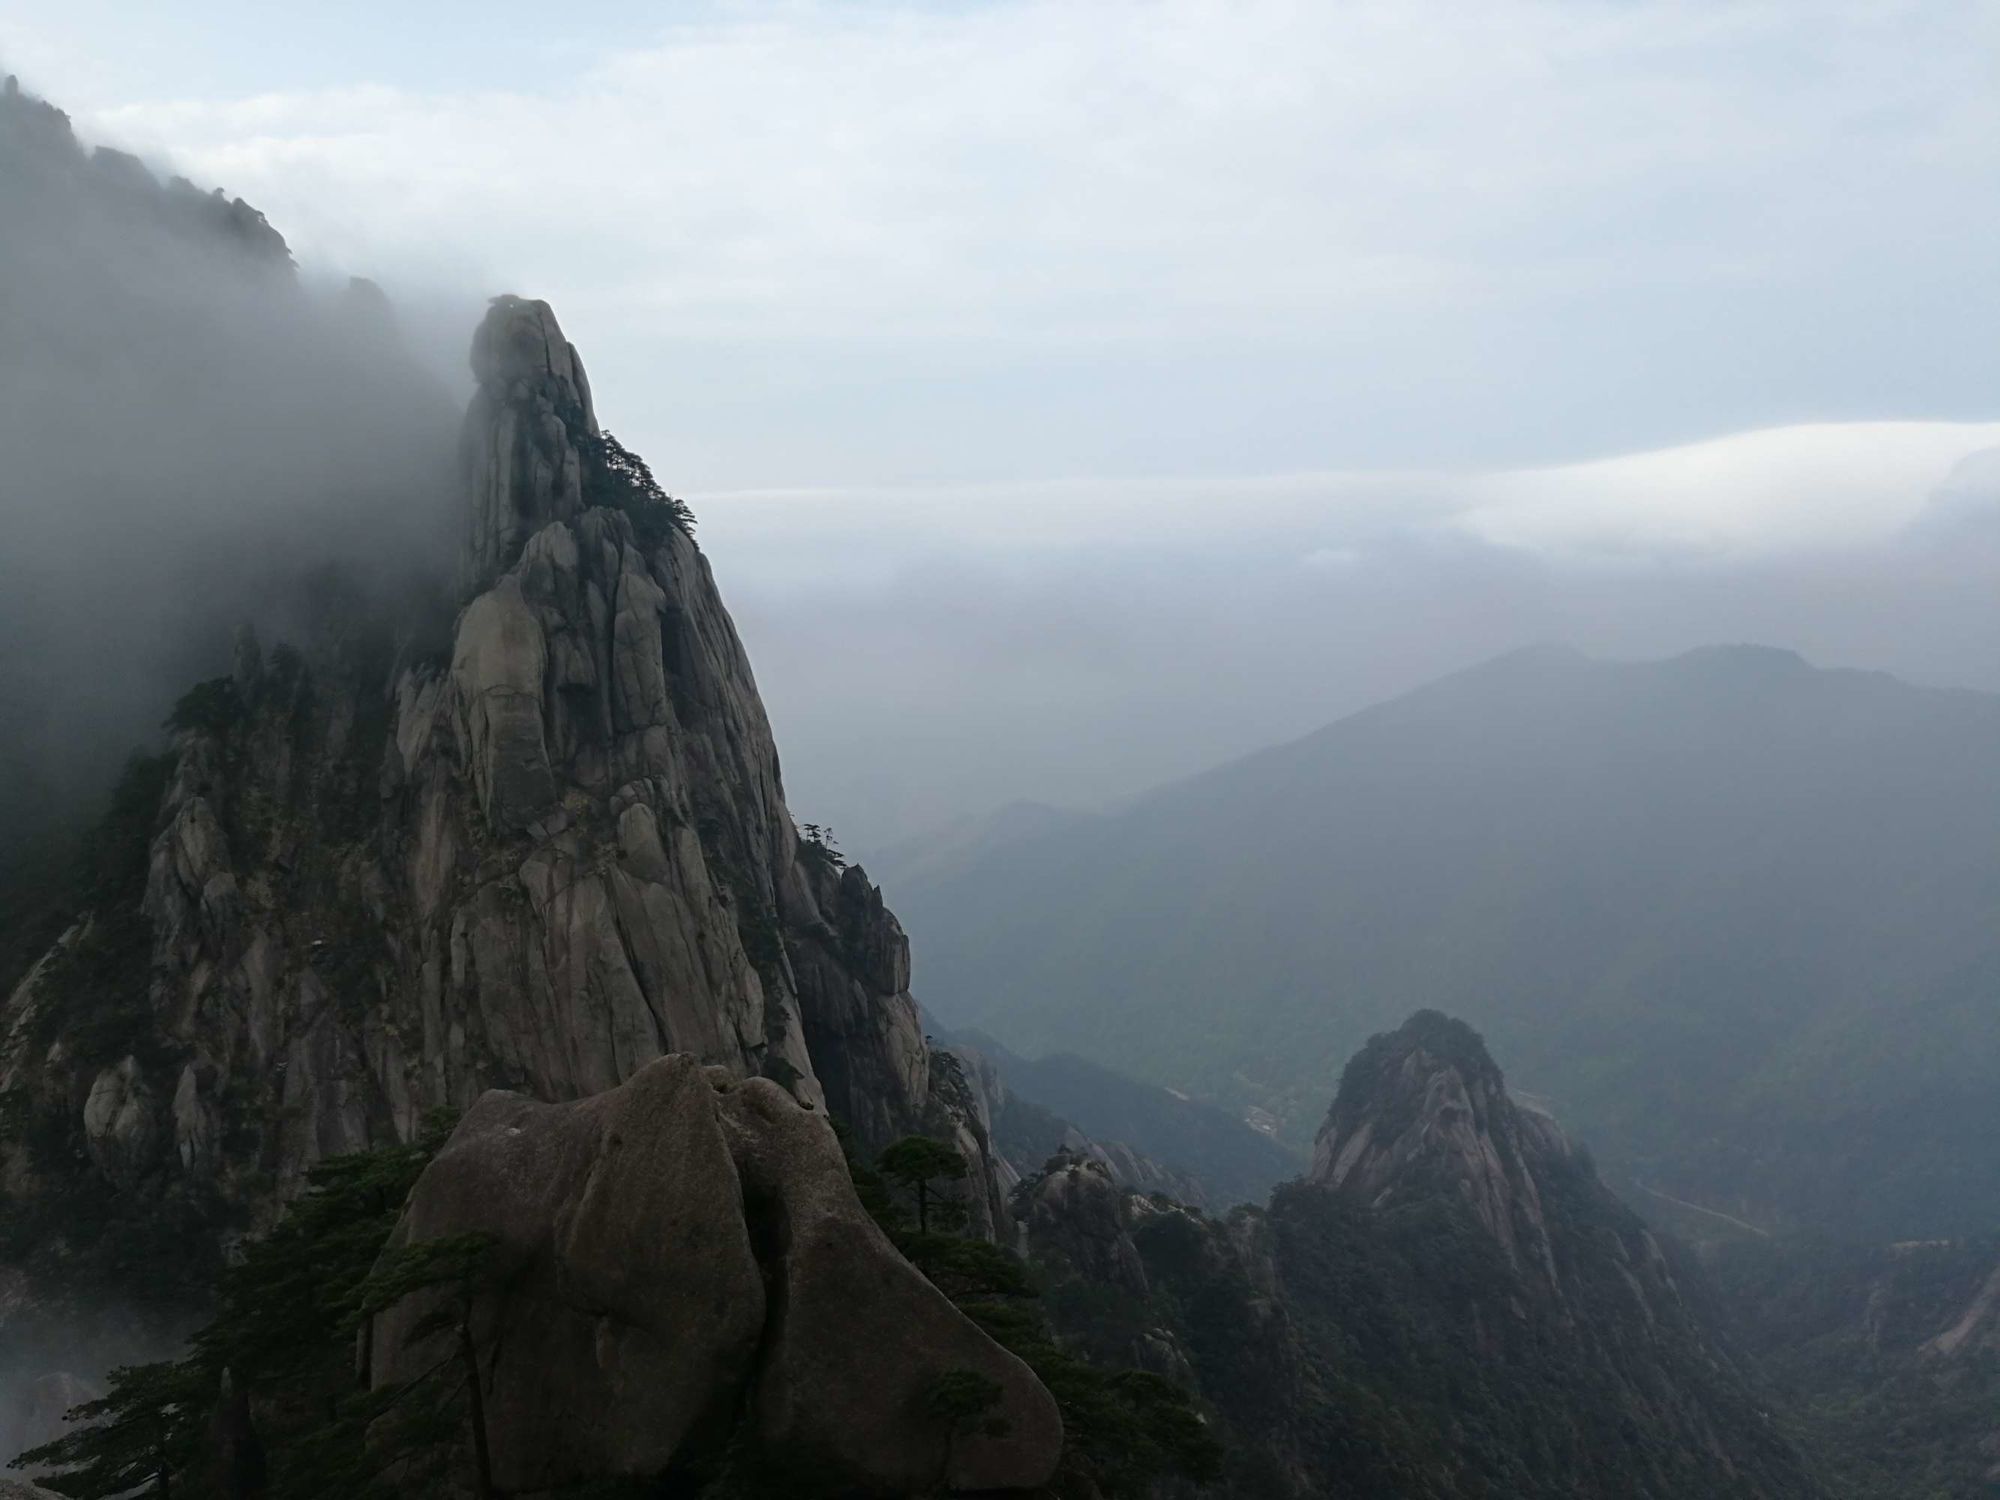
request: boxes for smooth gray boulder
[372,1054,766,1492]
[373,1058,1062,1495]
[81,1056,158,1188]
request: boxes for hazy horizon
[7,1,2000,845]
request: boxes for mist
[701,436,2000,851]
[10,64,2000,885]
[0,75,460,844]
[15,4,1999,860]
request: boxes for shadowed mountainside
[1018,1011,1826,1499]
[900,643,2000,1240]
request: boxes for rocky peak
[1310,1010,1571,1292]
[460,295,599,589]
[1,293,1004,1300]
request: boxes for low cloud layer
[699,423,2000,847]
[0,79,457,835]
[7,3,2000,854]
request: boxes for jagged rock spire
[1310,1010,1570,1291]
[460,295,599,590]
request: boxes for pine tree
[12,1359,205,1498]
[877,1136,969,1236]
[11,1121,463,1500]
[925,1369,1007,1486]
[350,1231,502,1500]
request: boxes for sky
[5,0,2000,844]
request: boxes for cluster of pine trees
[855,1130,1222,1498]
[11,1114,492,1498]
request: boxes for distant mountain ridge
[1713,1231,2000,1496]
[942,1025,1301,1209]
[1020,1010,1824,1498]
[866,799,1086,894]
[898,642,2000,1240]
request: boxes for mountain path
[1633,1180,1770,1238]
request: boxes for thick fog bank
[0,75,459,842]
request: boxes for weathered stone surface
[720,1077,1063,1494]
[462,295,594,585]
[373,1062,1061,1495]
[1012,1161,1208,1385]
[372,1056,766,1492]
[81,1056,158,1188]
[1014,1155,1151,1295]
[1310,1009,1568,1293]
[450,576,555,831]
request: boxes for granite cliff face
[1018,1012,1824,1499]
[0,295,996,1303]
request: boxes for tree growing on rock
[351,1231,503,1500]
[878,1136,969,1236]
[11,1123,463,1500]
[795,821,846,876]
[925,1369,1008,1488]
[579,428,696,543]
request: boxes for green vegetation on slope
[1020,1010,1825,1499]
[13,1122,456,1499]
[849,1130,1224,1497]
[16,1122,1218,1499]
[948,1027,1302,1209]
[900,644,2000,1240]
[1712,1235,2000,1499]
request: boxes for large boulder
[373,1056,1062,1495]
[81,1056,159,1188]
[371,1053,767,1492]
[720,1077,1063,1494]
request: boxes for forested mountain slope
[1020,1013,1825,1499]
[900,643,2000,1239]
